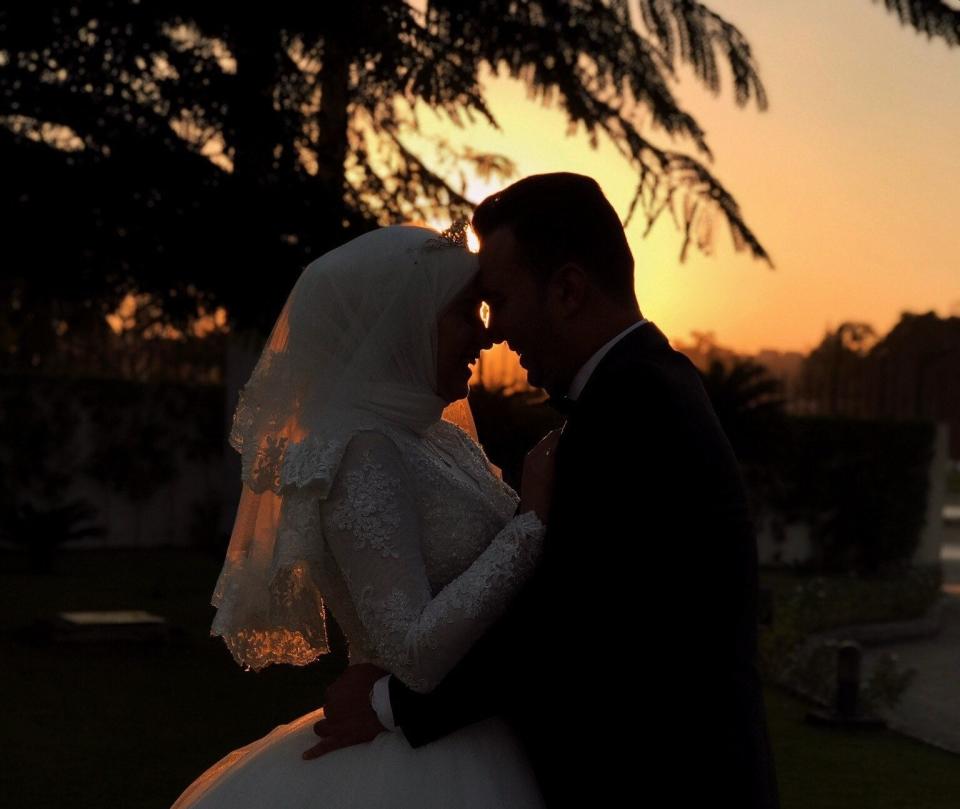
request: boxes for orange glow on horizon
[469,342,530,392]
[15,5,956,358]
[105,292,229,340]
[407,2,958,356]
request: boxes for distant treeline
[678,311,960,458]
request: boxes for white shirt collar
[567,319,649,401]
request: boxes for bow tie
[545,394,576,416]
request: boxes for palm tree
[800,322,877,416]
[700,358,787,467]
[699,357,788,529]
[874,0,960,47]
[0,1,769,338]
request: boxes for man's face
[476,227,560,392]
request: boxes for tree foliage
[699,357,786,466]
[874,0,960,47]
[1,1,769,342]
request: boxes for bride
[170,224,553,808]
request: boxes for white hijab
[211,225,482,670]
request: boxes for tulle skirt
[170,708,545,809]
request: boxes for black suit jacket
[390,322,780,807]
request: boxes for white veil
[211,225,482,670]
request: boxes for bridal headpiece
[211,225,481,670]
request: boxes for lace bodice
[277,421,545,693]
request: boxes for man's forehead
[477,230,519,292]
[476,261,505,297]
[478,226,518,259]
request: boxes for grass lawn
[764,686,960,808]
[2,548,958,809]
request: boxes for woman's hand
[519,429,561,523]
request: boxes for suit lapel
[552,321,669,499]
[558,320,669,436]
[578,320,668,405]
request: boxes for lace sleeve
[320,429,545,693]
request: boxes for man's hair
[471,172,634,299]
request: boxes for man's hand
[302,663,389,760]
[520,428,561,522]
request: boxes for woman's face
[436,279,493,403]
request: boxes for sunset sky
[413,0,958,355]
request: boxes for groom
[306,173,780,807]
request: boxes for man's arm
[303,663,389,759]
[304,429,549,757]
[306,555,546,756]
[371,674,396,730]
[387,542,552,746]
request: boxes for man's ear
[549,262,589,318]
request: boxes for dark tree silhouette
[698,357,788,529]
[795,313,960,456]
[1,1,769,345]
[874,0,960,47]
[868,311,960,423]
[699,357,786,467]
[799,322,877,415]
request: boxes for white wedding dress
[170,420,547,808]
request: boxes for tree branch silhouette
[874,0,960,47]
[1,2,770,340]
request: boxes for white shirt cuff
[371,674,397,731]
